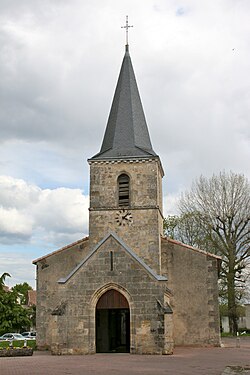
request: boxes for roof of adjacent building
[90,45,158,161]
[27,290,37,306]
[162,236,222,260]
[32,237,89,264]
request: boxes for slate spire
[90,45,157,160]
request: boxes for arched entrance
[96,289,130,353]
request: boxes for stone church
[33,43,221,355]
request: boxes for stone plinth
[0,348,33,357]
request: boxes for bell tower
[88,43,164,274]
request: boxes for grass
[221,332,250,337]
[0,340,36,350]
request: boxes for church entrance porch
[95,289,130,353]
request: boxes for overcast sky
[0,0,249,288]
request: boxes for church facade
[33,44,221,355]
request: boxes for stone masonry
[161,238,221,346]
[35,234,174,354]
[89,158,164,274]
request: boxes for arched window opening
[118,174,130,207]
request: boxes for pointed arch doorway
[96,289,130,353]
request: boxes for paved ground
[222,366,250,375]
[0,337,249,375]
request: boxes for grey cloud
[0,0,250,288]
[0,176,88,245]
[0,231,31,245]
[0,0,249,206]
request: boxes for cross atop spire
[121,15,133,50]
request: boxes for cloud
[0,175,40,208]
[176,7,189,16]
[163,190,183,217]
[0,250,36,288]
[0,175,89,246]
[33,187,88,235]
[1,0,250,186]
[0,207,33,243]
[0,0,250,287]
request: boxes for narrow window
[118,174,130,207]
[110,251,114,271]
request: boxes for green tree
[164,215,179,240]
[178,171,250,335]
[0,274,33,335]
[0,291,31,335]
[0,273,11,292]
[12,282,33,305]
[164,212,214,250]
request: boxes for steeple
[90,46,157,160]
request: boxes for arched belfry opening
[118,174,130,207]
[96,289,130,353]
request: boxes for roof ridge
[162,236,222,260]
[33,236,89,264]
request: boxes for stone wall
[36,236,169,354]
[161,238,221,347]
[246,304,250,330]
[35,238,90,350]
[35,218,221,353]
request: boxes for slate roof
[90,46,158,160]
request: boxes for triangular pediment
[58,231,167,284]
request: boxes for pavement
[0,337,249,375]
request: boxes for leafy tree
[0,273,11,292]
[164,212,214,250]
[12,282,33,305]
[164,215,179,240]
[0,291,31,335]
[164,213,249,303]
[0,274,33,334]
[177,171,250,335]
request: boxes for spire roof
[90,46,157,160]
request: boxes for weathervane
[121,15,133,47]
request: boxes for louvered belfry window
[118,174,130,207]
